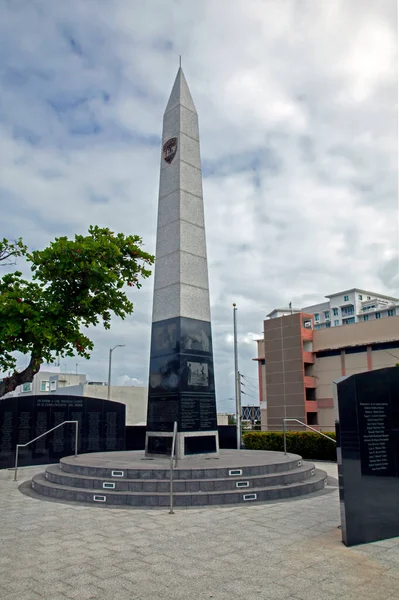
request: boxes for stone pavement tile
[2,578,39,595]
[382,549,399,564]
[222,579,292,599]
[95,575,135,593]
[89,565,131,580]
[385,567,399,579]
[373,538,399,548]
[31,579,75,597]
[317,577,395,600]
[276,575,317,595]
[66,584,104,600]
[3,592,42,600]
[350,583,396,600]
[163,586,241,600]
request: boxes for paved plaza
[0,462,398,600]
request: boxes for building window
[50,380,57,391]
[334,320,339,326]
[324,311,330,319]
[40,381,50,392]
[314,324,321,330]
[344,317,355,324]
[307,412,318,426]
[358,294,363,300]
[333,308,338,316]
[367,296,371,300]
[344,295,349,302]
[363,315,369,321]
[388,309,396,317]
[376,312,381,319]
[326,321,331,328]
[22,382,32,393]
[314,313,319,322]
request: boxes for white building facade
[267,289,398,330]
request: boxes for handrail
[282,418,336,455]
[14,420,79,481]
[169,421,178,514]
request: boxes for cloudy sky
[1,0,397,411]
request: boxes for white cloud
[0,0,397,412]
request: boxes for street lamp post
[233,304,241,450]
[107,345,126,400]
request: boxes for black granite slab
[147,317,218,446]
[336,367,399,546]
[0,395,125,469]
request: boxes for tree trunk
[0,354,42,398]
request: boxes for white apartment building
[3,367,86,396]
[267,289,399,329]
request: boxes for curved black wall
[0,395,125,469]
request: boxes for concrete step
[59,450,304,479]
[45,462,317,492]
[31,469,327,507]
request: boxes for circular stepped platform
[31,450,328,508]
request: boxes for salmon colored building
[255,312,399,432]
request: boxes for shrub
[242,431,337,461]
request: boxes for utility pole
[238,370,243,447]
[107,345,126,400]
[233,304,241,450]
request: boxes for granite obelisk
[145,67,219,458]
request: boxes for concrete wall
[317,408,335,431]
[371,350,399,370]
[315,355,341,400]
[216,414,229,426]
[313,315,399,351]
[263,313,306,431]
[56,384,148,426]
[344,352,368,377]
[83,385,148,425]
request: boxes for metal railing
[14,420,79,481]
[169,421,178,514]
[282,418,336,455]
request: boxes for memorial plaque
[147,435,173,455]
[0,403,17,470]
[184,435,217,455]
[0,395,125,469]
[335,367,399,546]
[149,354,181,393]
[147,395,180,431]
[180,318,212,355]
[151,318,179,356]
[179,395,218,433]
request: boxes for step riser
[32,477,327,506]
[46,468,315,492]
[59,458,303,480]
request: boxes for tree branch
[0,354,43,398]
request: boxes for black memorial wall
[147,316,218,453]
[336,367,399,546]
[0,395,125,469]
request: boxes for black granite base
[146,317,218,455]
[28,450,330,507]
[336,367,399,546]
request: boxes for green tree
[0,226,154,397]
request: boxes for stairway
[31,449,328,507]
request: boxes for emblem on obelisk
[163,137,178,164]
